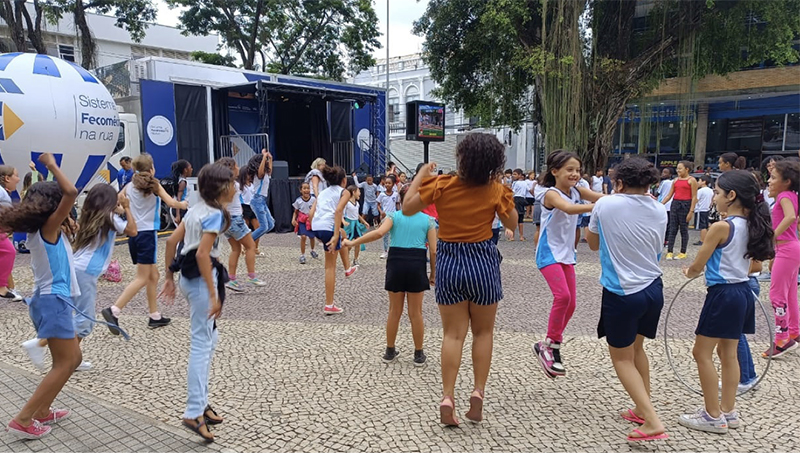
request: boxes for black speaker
[272,160,289,180]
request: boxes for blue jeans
[73,269,98,339]
[738,278,759,384]
[180,271,219,419]
[250,194,274,241]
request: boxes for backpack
[160,177,177,198]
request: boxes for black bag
[160,177,177,198]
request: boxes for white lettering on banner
[147,115,174,146]
[74,93,119,142]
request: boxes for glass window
[706,119,726,153]
[59,45,75,62]
[388,92,400,123]
[762,114,785,151]
[405,85,420,102]
[726,118,763,152]
[115,123,125,153]
[785,113,799,152]
[619,121,639,153]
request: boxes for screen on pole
[405,100,445,142]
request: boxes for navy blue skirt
[696,281,755,340]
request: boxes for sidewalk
[0,362,221,452]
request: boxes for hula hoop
[663,276,773,396]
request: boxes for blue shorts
[223,215,251,241]
[362,201,379,216]
[28,293,75,339]
[435,240,503,306]
[128,230,157,265]
[696,282,756,340]
[580,215,591,228]
[598,278,664,348]
[313,230,341,252]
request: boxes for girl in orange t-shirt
[404,133,516,426]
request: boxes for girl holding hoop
[679,170,774,434]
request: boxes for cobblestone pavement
[1,231,798,452]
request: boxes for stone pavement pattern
[1,232,798,452]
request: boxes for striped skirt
[435,240,503,306]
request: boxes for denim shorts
[28,293,76,339]
[223,215,251,241]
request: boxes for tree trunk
[1,0,28,52]
[22,0,45,54]
[243,0,264,70]
[74,1,96,69]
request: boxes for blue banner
[140,80,178,178]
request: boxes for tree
[0,0,46,53]
[414,0,800,170]
[167,0,381,80]
[191,50,237,67]
[43,1,157,69]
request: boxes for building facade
[0,6,218,69]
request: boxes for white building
[351,53,538,173]
[0,6,218,69]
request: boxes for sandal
[182,417,214,443]
[465,388,484,422]
[627,428,668,442]
[204,405,223,425]
[439,396,459,427]
[620,409,645,425]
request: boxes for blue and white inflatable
[0,52,118,192]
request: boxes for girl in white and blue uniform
[587,158,668,442]
[534,151,600,379]
[3,154,79,440]
[678,170,775,435]
[161,163,235,443]
[247,150,274,242]
[102,153,187,334]
[171,159,192,225]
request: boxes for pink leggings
[540,263,577,343]
[0,235,14,287]
[771,241,800,341]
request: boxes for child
[247,149,274,242]
[171,159,192,225]
[343,185,437,366]
[160,163,234,443]
[292,182,318,264]
[694,175,713,246]
[4,153,79,439]
[658,168,674,245]
[661,161,698,260]
[525,171,536,219]
[764,160,800,356]
[510,169,527,241]
[532,176,546,248]
[239,168,264,257]
[534,150,601,378]
[503,169,513,187]
[343,185,370,266]
[309,165,359,315]
[575,175,592,247]
[586,158,668,442]
[376,176,399,259]
[64,185,135,371]
[101,153,188,333]
[353,172,380,226]
[0,165,22,301]
[403,134,517,426]
[216,158,266,291]
[679,170,774,434]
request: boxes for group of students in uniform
[3,133,799,444]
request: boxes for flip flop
[182,417,214,443]
[627,428,668,442]
[621,409,645,424]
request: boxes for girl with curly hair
[403,133,517,426]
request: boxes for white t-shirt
[311,186,345,231]
[73,214,128,277]
[240,184,254,206]
[525,180,536,198]
[657,179,674,211]
[533,184,548,204]
[705,216,750,285]
[512,180,528,198]
[227,182,243,217]
[344,201,360,220]
[577,178,590,190]
[292,196,315,215]
[695,186,713,212]
[589,194,667,296]
[0,189,12,208]
[536,187,581,268]
[591,176,604,193]
[305,169,328,194]
[126,184,161,232]
[181,201,224,259]
[254,174,271,198]
[377,191,399,215]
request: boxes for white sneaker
[75,360,92,372]
[678,408,728,434]
[21,339,47,371]
[9,289,23,302]
[380,252,388,259]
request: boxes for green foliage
[43,1,157,42]
[191,51,237,68]
[167,0,381,80]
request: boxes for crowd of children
[2,139,799,444]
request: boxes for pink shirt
[772,191,799,242]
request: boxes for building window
[786,113,799,151]
[405,85,420,102]
[726,118,763,153]
[762,114,785,151]
[388,91,400,123]
[59,45,75,62]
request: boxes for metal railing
[218,134,270,169]
[333,140,354,172]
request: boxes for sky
[154,0,428,59]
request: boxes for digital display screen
[417,104,444,139]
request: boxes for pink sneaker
[34,408,70,425]
[345,265,358,278]
[6,419,51,439]
[533,340,566,378]
[323,305,344,315]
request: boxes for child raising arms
[292,182,318,264]
[679,170,774,434]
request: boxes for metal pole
[385,0,390,156]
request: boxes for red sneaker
[323,305,344,315]
[6,419,51,439]
[345,265,358,278]
[34,408,70,425]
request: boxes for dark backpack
[160,177,177,198]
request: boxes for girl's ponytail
[716,170,774,262]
